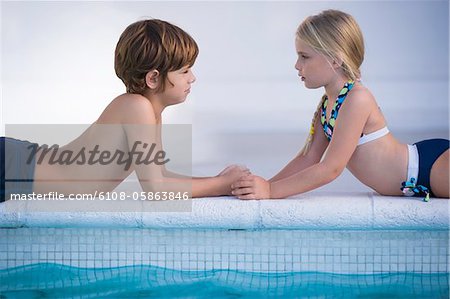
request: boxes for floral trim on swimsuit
[320,80,355,141]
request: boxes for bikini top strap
[320,80,355,141]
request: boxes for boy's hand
[231,175,271,200]
[217,165,251,195]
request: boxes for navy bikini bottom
[414,138,449,197]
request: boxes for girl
[231,9,449,201]
[1,19,248,202]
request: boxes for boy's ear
[145,70,160,89]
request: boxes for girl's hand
[217,165,251,195]
[231,175,271,200]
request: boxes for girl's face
[294,38,336,89]
[161,66,196,105]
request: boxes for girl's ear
[145,70,160,90]
[332,56,344,69]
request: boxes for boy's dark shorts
[1,137,38,202]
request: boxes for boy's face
[161,66,196,105]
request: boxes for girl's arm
[233,89,372,199]
[269,115,329,182]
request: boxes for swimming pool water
[1,263,448,298]
[1,228,448,298]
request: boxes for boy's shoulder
[108,93,157,124]
[113,93,152,104]
[111,93,154,110]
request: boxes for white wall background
[1,1,449,169]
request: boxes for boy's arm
[119,95,248,198]
[191,165,249,197]
[161,167,191,179]
[163,166,250,197]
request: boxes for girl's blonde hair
[298,9,365,155]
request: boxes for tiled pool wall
[1,228,448,275]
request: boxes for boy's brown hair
[115,19,199,94]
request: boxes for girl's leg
[430,149,449,198]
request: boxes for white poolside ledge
[0,192,449,230]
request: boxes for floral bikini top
[320,80,355,141]
[320,80,390,145]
